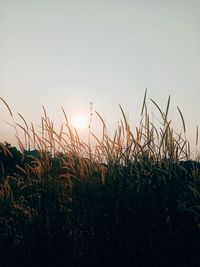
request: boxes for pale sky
[0,0,200,150]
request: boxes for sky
[0,0,200,151]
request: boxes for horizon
[0,1,200,153]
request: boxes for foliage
[0,92,200,266]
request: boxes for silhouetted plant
[0,92,200,266]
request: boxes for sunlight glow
[72,115,87,130]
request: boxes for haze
[0,0,200,151]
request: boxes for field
[0,92,200,267]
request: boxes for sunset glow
[72,115,87,130]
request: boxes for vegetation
[0,92,200,267]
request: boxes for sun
[72,114,87,130]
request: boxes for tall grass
[0,91,200,267]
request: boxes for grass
[0,91,200,267]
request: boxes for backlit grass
[0,91,200,267]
